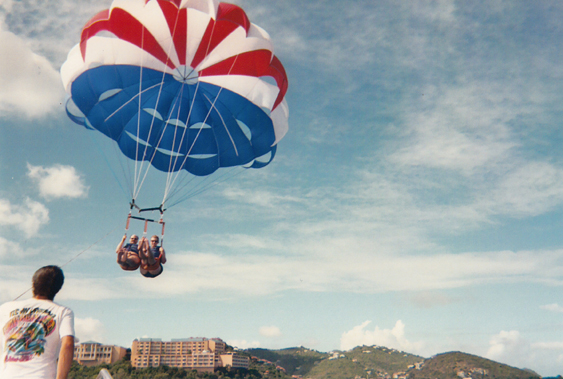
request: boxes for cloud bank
[541,303,563,313]
[75,317,107,344]
[484,330,563,374]
[260,326,282,338]
[0,21,63,119]
[227,340,261,349]
[0,198,49,238]
[340,320,424,355]
[27,164,89,199]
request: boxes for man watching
[0,265,75,379]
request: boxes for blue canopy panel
[67,65,277,176]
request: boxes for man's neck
[33,295,52,301]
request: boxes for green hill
[247,347,327,376]
[67,345,555,379]
[406,351,541,379]
[248,345,424,379]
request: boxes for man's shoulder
[0,299,28,311]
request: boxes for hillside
[247,347,326,375]
[248,345,424,379]
[406,351,541,379]
[67,345,556,379]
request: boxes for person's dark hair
[32,266,65,300]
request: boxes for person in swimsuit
[116,234,141,271]
[138,235,166,278]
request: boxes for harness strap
[125,202,166,245]
[125,213,132,232]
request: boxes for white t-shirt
[0,298,75,379]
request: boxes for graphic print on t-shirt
[2,307,56,362]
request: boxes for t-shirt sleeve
[59,308,75,338]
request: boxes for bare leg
[138,237,149,264]
[146,247,156,265]
[117,248,126,264]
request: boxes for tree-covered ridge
[249,345,423,379]
[68,356,291,379]
[68,345,557,379]
[406,351,541,379]
[248,346,546,379]
[247,347,327,376]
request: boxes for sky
[1,0,563,376]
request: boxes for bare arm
[116,234,127,253]
[160,247,166,264]
[56,335,75,379]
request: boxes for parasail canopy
[61,0,289,208]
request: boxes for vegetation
[247,347,326,376]
[406,351,541,379]
[249,345,423,379]
[68,358,291,379]
[68,346,557,379]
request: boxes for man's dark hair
[32,266,65,300]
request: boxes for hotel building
[131,337,249,373]
[74,342,128,366]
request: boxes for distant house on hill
[131,337,249,373]
[329,352,346,360]
[74,341,128,366]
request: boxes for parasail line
[133,72,177,199]
[103,82,163,124]
[165,84,186,181]
[12,222,122,301]
[161,80,205,206]
[85,128,132,201]
[163,86,219,205]
[135,81,182,199]
[136,5,187,202]
[133,26,146,198]
[166,166,246,208]
[203,92,238,156]
[161,11,226,205]
[163,48,245,205]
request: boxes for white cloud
[58,277,129,301]
[540,303,563,313]
[0,0,13,14]
[390,84,518,175]
[0,264,34,302]
[227,340,261,349]
[259,326,282,338]
[75,317,106,344]
[486,162,563,217]
[85,246,563,301]
[222,187,304,210]
[207,234,282,250]
[340,320,424,355]
[532,341,563,350]
[0,198,49,238]
[27,164,89,199]
[0,25,63,119]
[486,330,526,361]
[483,330,563,373]
[0,237,24,259]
